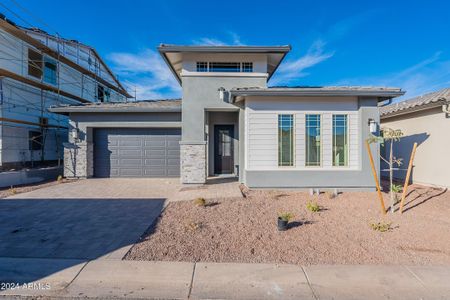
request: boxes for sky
[1,0,450,101]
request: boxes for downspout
[442,101,450,118]
[378,98,393,107]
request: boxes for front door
[214,125,234,174]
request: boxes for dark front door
[214,125,234,174]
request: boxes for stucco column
[180,141,207,184]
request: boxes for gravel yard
[126,184,450,265]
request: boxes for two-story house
[0,15,130,170]
[51,44,405,190]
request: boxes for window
[278,114,294,166]
[97,85,105,102]
[209,62,241,72]
[196,62,208,72]
[43,57,57,85]
[332,115,348,166]
[28,49,43,79]
[305,114,321,166]
[29,131,43,151]
[242,62,253,72]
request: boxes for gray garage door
[94,128,181,178]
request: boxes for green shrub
[370,221,392,232]
[57,175,63,182]
[193,197,206,207]
[278,212,294,222]
[306,201,320,212]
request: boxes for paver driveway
[0,178,181,259]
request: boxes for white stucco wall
[381,107,450,188]
[245,96,360,171]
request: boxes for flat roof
[380,87,450,118]
[158,44,292,85]
[49,99,181,115]
[230,86,405,102]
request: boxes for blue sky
[2,0,450,101]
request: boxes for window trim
[332,114,350,168]
[277,113,295,167]
[305,113,322,167]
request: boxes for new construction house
[0,15,130,171]
[51,44,405,190]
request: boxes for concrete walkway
[1,258,449,299]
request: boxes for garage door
[94,128,181,178]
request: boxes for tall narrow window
[333,115,348,166]
[305,114,321,166]
[278,114,294,166]
[43,57,57,85]
[28,49,43,79]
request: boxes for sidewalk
[1,257,449,299]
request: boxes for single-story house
[380,88,450,188]
[50,44,405,190]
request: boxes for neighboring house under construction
[0,15,131,170]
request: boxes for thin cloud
[107,49,180,100]
[192,31,245,46]
[271,39,334,84]
[334,52,450,100]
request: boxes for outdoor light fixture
[368,118,377,133]
[71,128,79,141]
[218,87,226,101]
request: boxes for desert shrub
[278,212,294,222]
[193,197,206,207]
[370,221,392,232]
[9,187,17,195]
[306,201,320,212]
[185,221,203,231]
[57,175,63,182]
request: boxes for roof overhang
[158,45,292,85]
[381,99,448,119]
[230,87,405,103]
[49,104,181,115]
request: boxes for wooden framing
[0,68,90,103]
[0,18,131,98]
[0,117,68,129]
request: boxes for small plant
[57,175,63,182]
[193,197,206,207]
[185,221,203,231]
[391,184,403,204]
[277,212,294,231]
[306,201,320,212]
[370,221,393,232]
[278,212,294,222]
[9,186,17,195]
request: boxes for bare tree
[368,127,403,213]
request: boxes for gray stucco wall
[63,112,181,178]
[181,75,266,183]
[244,97,380,190]
[181,76,266,142]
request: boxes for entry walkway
[1,258,449,299]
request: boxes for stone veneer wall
[64,141,93,178]
[180,143,206,184]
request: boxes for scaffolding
[0,8,129,171]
